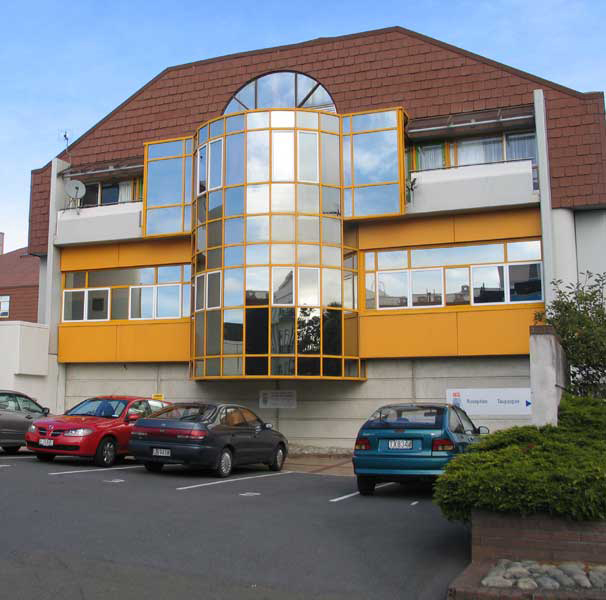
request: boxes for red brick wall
[28,27,606,255]
[28,165,51,255]
[0,286,38,323]
[472,510,606,563]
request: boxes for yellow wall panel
[116,322,190,362]
[454,208,541,243]
[358,215,454,250]
[360,312,458,357]
[61,245,120,271]
[59,325,118,363]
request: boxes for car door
[455,407,481,448]
[447,407,469,451]
[221,407,255,464]
[240,408,273,463]
[118,400,148,452]
[16,396,46,440]
[0,394,29,445]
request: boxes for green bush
[433,394,606,522]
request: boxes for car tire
[144,462,163,473]
[94,437,117,468]
[215,447,233,478]
[357,475,376,496]
[2,446,21,455]
[36,453,55,462]
[268,444,285,472]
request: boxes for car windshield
[66,398,128,419]
[366,406,444,429]
[150,404,216,422]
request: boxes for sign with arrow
[446,388,532,416]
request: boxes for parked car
[352,402,489,495]
[129,402,288,477]
[25,396,171,467]
[0,391,50,454]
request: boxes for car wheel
[268,444,285,472]
[36,453,55,462]
[1,446,21,455]
[215,447,233,478]
[357,475,376,496]
[144,462,163,473]
[94,438,117,468]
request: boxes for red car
[25,396,170,467]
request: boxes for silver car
[0,391,49,454]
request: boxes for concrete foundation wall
[64,355,531,449]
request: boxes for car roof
[88,395,151,401]
[376,402,453,410]
[0,390,32,396]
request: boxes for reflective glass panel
[472,266,505,303]
[111,288,129,320]
[296,74,316,106]
[206,310,221,355]
[272,131,294,182]
[236,82,255,110]
[298,244,320,265]
[226,133,245,186]
[157,285,181,318]
[225,217,244,245]
[130,287,154,319]
[271,215,295,242]
[247,131,269,182]
[246,216,269,243]
[298,184,319,213]
[183,204,191,232]
[184,155,192,202]
[182,284,192,316]
[343,136,352,186]
[207,248,222,269]
[207,271,221,308]
[225,186,244,216]
[148,140,182,159]
[377,250,407,270]
[246,357,268,376]
[411,244,505,267]
[322,246,341,267]
[302,86,333,109]
[246,244,269,264]
[411,270,443,307]
[195,312,205,356]
[321,133,340,186]
[297,216,320,243]
[353,184,400,217]
[209,139,223,189]
[365,273,376,309]
[445,268,470,306]
[323,309,342,355]
[223,268,244,307]
[246,267,269,305]
[297,308,320,354]
[509,263,542,302]
[246,185,269,214]
[245,308,269,354]
[345,359,358,377]
[377,272,407,308]
[271,184,295,212]
[271,244,295,264]
[353,130,398,184]
[298,357,321,376]
[195,275,205,311]
[258,72,295,108]
[272,268,294,305]
[320,114,339,133]
[223,357,243,376]
[207,220,222,247]
[343,271,357,309]
[194,360,204,376]
[507,240,541,262]
[198,126,208,145]
[298,268,319,305]
[271,357,295,376]
[247,111,269,129]
[65,272,86,288]
[344,189,352,217]
[296,111,318,129]
[322,187,340,216]
[271,111,295,127]
[86,289,108,320]
[183,264,191,281]
[344,252,357,269]
[322,268,342,307]
[322,217,341,244]
[146,158,182,207]
[323,358,342,377]
[351,111,397,132]
[197,194,206,225]
[196,252,206,273]
[206,358,221,376]
[225,245,244,267]
[226,114,245,133]
[147,206,182,235]
[298,132,318,182]
[209,120,224,138]
[198,145,207,195]
[271,308,295,354]
[158,266,181,283]
[223,309,243,354]
[88,267,155,287]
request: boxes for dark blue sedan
[129,402,288,477]
[352,403,488,495]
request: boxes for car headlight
[28,424,37,433]
[64,428,94,437]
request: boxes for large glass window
[472,265,505,304]
[353,130,399,184]
[377,272,408,308]
[457,137,503,166]
[411,269,443,307]
[509,263,542,302]
[223,309,243,354]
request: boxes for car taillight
[432,438,455,452]
[177,429,208,440]
[355,437,371,451]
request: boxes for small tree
[536,272,606,397]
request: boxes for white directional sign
[259,390,297,409]
[446,388,532,416]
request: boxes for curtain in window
[417,145,442,170]
[119,181,133,203]
[506,134,537,165]
[458,138,503,166]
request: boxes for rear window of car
[150,404,216,421]
[366,406,444,429]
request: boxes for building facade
[28,27,606,447]
[0,246,39,322]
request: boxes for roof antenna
[63,130,72,164]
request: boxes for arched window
[224,72,335,114]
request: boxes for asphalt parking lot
[0,451,469,600]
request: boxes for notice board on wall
[259,390,297,409]
[446,388,532,416]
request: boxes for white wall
[576,209,606,277]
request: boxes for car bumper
[129,439,220,467]
[352,454,452,477]
[25,433,97,456]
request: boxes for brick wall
[472,510,606,563]
[0,286,38,323]
[28,26,606,255]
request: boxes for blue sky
[1,0,604,252]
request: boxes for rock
[521,560,538,568]
[517,578,538,590]
[485,566,506,578]
[481,575,514,588]
[589,571,606,589]
[572,573,592,588]
[504,566,531,579]
[496,558,512,568]
[591,565,606,574]
[559,561,586,577]
[536,576,560,590]
[546,569,576,587]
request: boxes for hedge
[433,395,606,522]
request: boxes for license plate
[152,448,171,457]
[388,439,412,450]
[39,439,54,447]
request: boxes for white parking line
[48,466,142,476]
[410,501,419,506]
[329,483,394,503]
[177,471,292,491]
[0,464,12,468]
[0,455,36,460]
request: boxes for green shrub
[434,394,606,522]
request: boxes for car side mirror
[42,407,50,416]
[265,423,273,430]
[477,426,490,434]
[126,412,141,422]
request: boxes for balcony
[55,202,143,246]
[408,159,537,216]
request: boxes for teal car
[352,403,489,495]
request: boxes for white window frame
[62,288,110,322]
[470,264,507,307]
[507,261,544,304]
[206,270,222,309]
[194,274,206,312]
[128,285,156,320]
[376,270,409,310]
[0,295,10,318]
[410,267,445,308]
[297,130,319,183]
[154,283,182,319]
[197,144,208,197]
